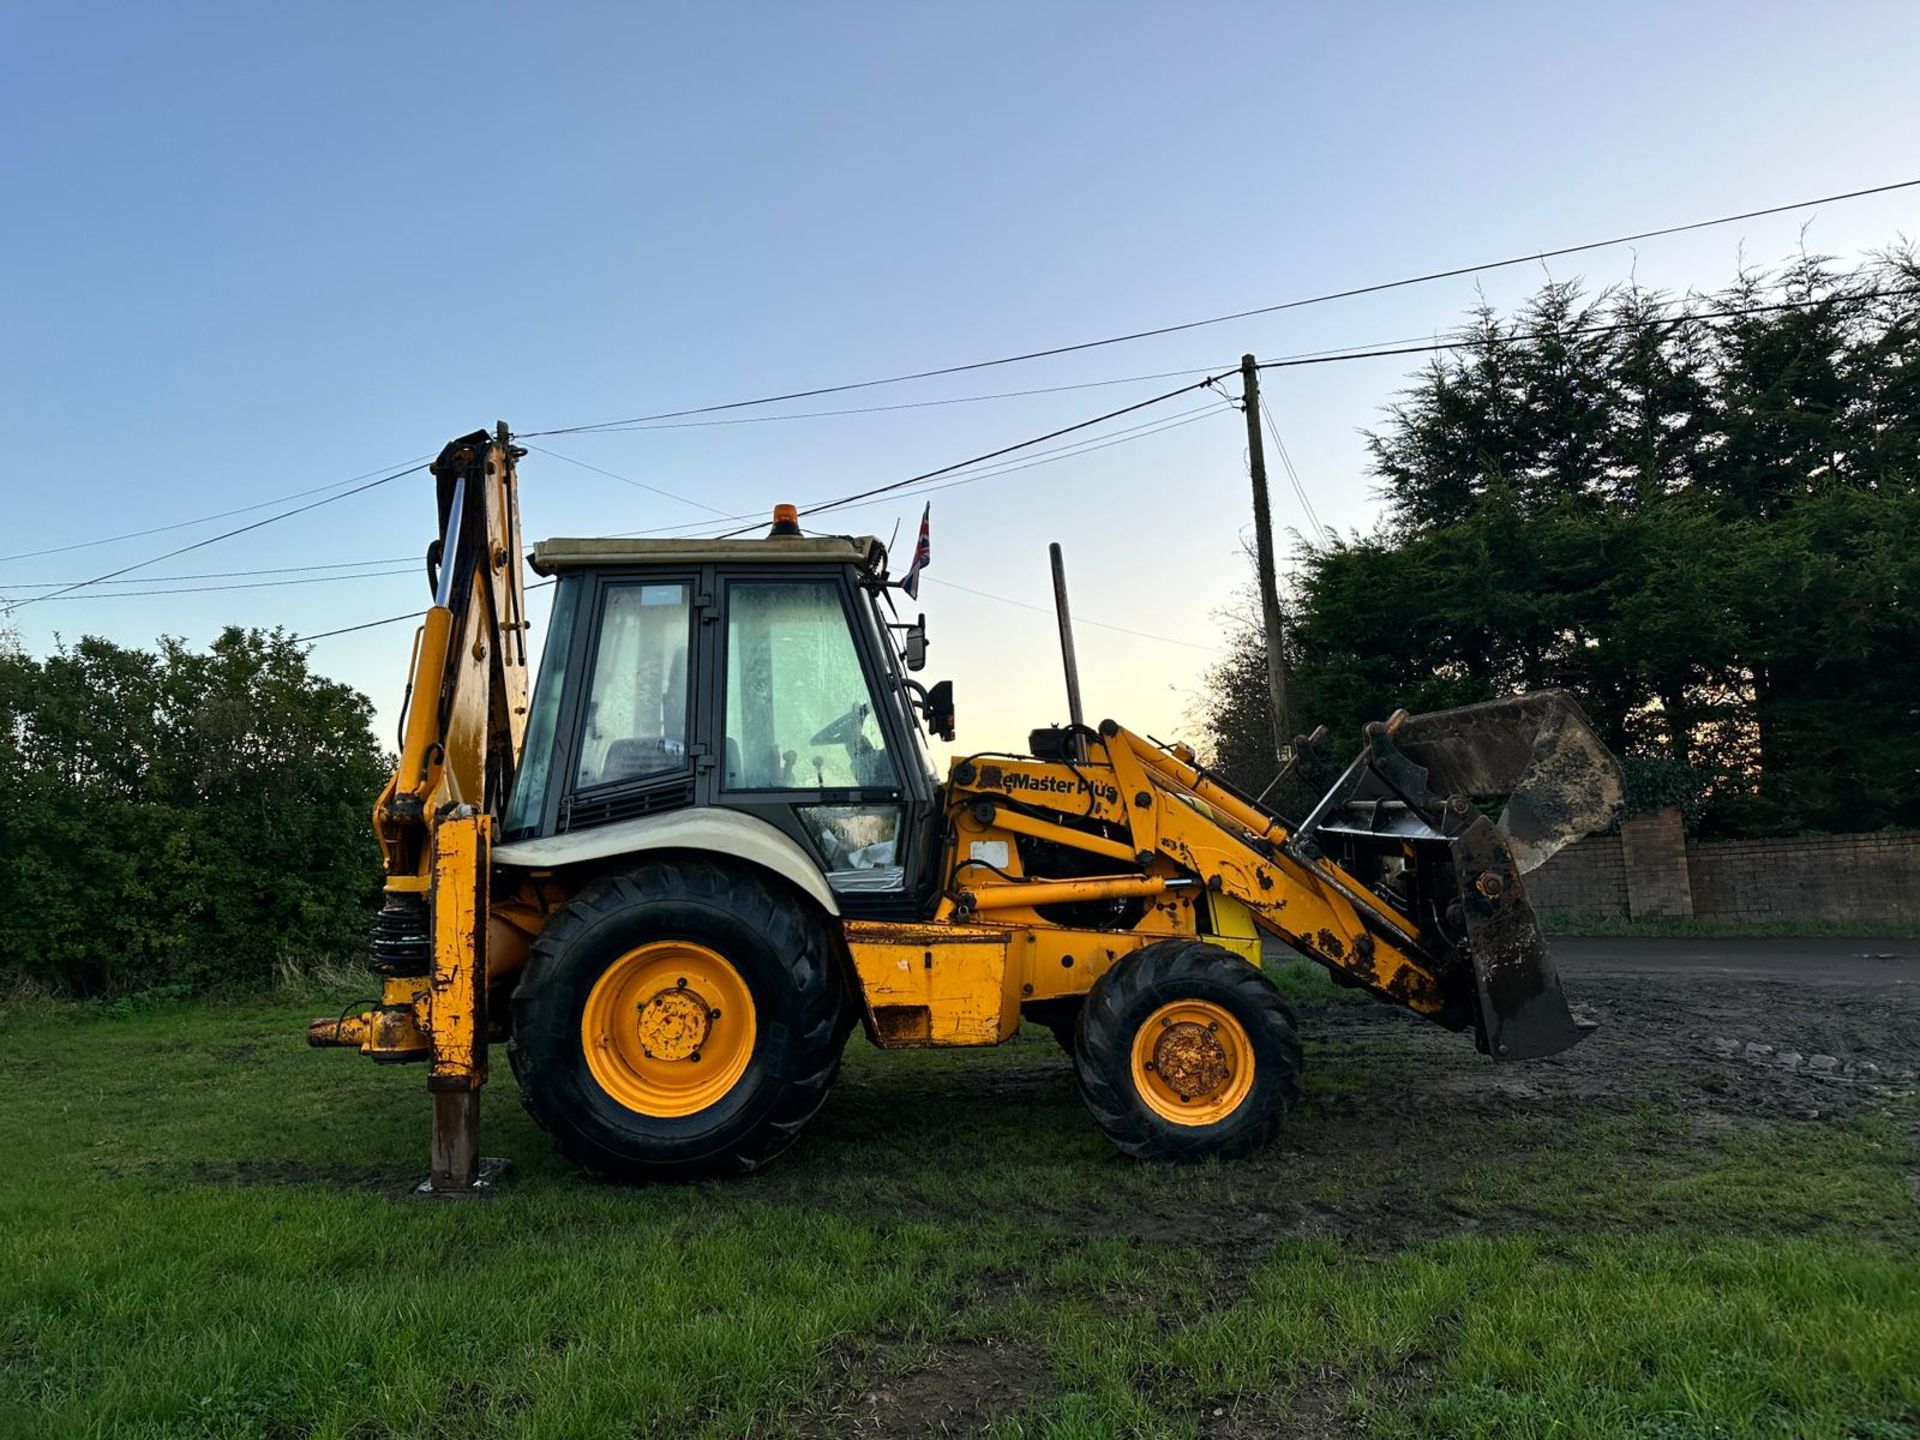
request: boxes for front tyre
[509,859,846,1181]
[1076,939,1301,1161]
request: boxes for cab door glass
[575,581,693,789]
[723,581,897,791]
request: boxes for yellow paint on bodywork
[429,810,489,1090]
[933,726,1450,1018]
[1201,894,1262,966]
[844,921,1016,1046]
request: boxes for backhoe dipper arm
[308,425,530,1193]
[378,424,530,867]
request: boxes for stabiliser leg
[420,808,510,1197]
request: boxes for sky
[5,2,1918,765]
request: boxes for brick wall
[1526,833,1629,920]
[1529,826,1920,925]
[1620,806,1694,918]
[1686,830,1920,926]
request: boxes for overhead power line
[1,556,418,588]
[551,364,1235,433]
[294,592,557,645]
[291,404,1230,642]
[521,443,731,515]
[612,399,1230,543]
[520,177,1920,438]
[1251,288,1920,374]
[22,288,1899,615]
[743,374,1231,532]
[25,173,1913,584]
[4,461,429,614]
[0,455,434,565]
[0,566,419,603]
[20,400,1226,617]
[1257,394,1332,544]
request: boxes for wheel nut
[709,1008,721,1020]
[1161,1016,1173,1028]
[690,1051,701,1063]
[1207,1021,1218,1032]
[676,977,688,988]
[1143,1060,1156,1072]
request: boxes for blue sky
[5,2,1918,754]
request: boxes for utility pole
[1240,353,1291,766]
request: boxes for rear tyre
[1075,939,1301,1161]
[509,859,846,1182]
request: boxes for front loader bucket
[1450,815,1594,1059]
[1393,691,1624,874]
[1288,688,1619,1060]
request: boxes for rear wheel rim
[1129,999,1254,1125]
[581,940,757,1117]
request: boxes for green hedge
[0,629,386,996]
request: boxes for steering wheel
[809,702,870,749]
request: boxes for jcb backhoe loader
[309,427,1624,1191]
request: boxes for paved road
[1551,936,1919,986]
[1264,935,1919,987]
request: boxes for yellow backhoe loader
[309,427,1624,1192]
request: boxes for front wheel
[509,859,847,1182]
[1075,939,1301,1161]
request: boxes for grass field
[2,964,1916,1439]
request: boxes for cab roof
[530,534,883,575]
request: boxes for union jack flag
[901,503,930,599]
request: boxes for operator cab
[501,519,951,919]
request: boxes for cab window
[723,580,896,791]
[574,581,693,790]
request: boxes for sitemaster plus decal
[977,763,1121,806]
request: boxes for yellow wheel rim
[1129,1000,1255,1126]
[581,941,757,1118]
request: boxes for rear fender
[491,808,841,918]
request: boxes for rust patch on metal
[1153,1023,1230,1099]
[637,988,710,1061]
[844,919,1006,945]
[873,1004,933,1046]
[1316,928,1345,960]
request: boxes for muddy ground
[784,942,1920,1435]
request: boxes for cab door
[709,568,934,915]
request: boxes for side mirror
[903,615,929,673]
[923,679,955,742]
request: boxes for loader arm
[308,425,530,1191]
[940,703,1621,1060]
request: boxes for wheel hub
[580,941,757,1117]
[1129,999,1256,1125]
[1153,1021,1231,1099]
[637,985,713,1061]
